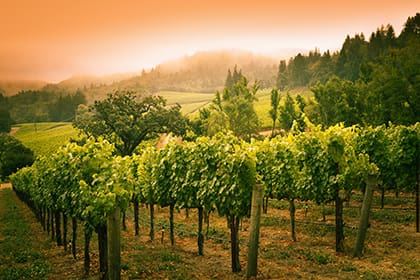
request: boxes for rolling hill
[75,50,283,103]
[0,80,47,96]
[2,50,288,103]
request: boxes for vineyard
[9,123,420,279]
[11,123,78,157]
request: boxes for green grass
[254,89,273,128]
[10,88,313,158]
[0,188,49,279]
[255,88,314,129]
[157,89,314,127]
[12,122,78,157]
[157,91,214,105]
[180,101,211,115]
[156,91,213,116]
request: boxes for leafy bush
[0,133,34,180]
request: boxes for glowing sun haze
[1,0,418,82]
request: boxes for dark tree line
[0,93,12,133]
[5,90,86,123]
[277,14,419,89]
[277,13,420,127]
[0,133,34,180]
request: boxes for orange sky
[0,0,418,82]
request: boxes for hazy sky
[1,0,418,82]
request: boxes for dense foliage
[73,91,189,156]
[3,11,420,279]
[194,68,260,139]
[0,93,12,132]
[5,90,86,123]
[10,122,420,276]
[276,14,420,127]
[277,14,419,89]
[0,133,34,180]
[2,14,419,134]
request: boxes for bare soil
[1,188,419,279]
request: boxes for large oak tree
[73,91,188,156]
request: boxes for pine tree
[279,93,297,131]
[203,69,259,139]
[277,60,287,91]
[0,93,11,133]
[225,69,233,90]
[269,89,280,136]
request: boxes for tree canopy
[73,91,189,155]
[0,133,34,180]
[5,89,86,123]
[0,93,12,133]
[197,68,259,139]
[307,14,420,127]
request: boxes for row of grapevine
[257,124,378,251]
[11,139,131,278]
[10,123,420,278]
[133,134,256,272]
[11,134,256,276]
[354,123,420,231]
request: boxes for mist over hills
[2,12,419,128]
[0,80,48,96]
[0,49,296,101]
[69,50,287,103]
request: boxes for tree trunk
[262,196,268,214]
[55,211,62,246]
[334,162,344,253]
[229,214,241,272]
[84,226,92,275]
[381,186,385,209]
[47,208,50,234]
[204,210,210,239]
[41,207,46,231]
[289,199,297,242]
[246,184,263,278]
[354,175,376,258]
[134,199,139,236]
[416,156,419,233]
[72,217,77,259]
[335,194,344,252]
[149,203,154,241]
[51,209,55,240]
[97,223,108,280]
[185,208,189,219]
[63,213,68,251]
[198,207,204,255]
[34,204,39,222]
[321,203,326,222]
[271,119,276,138]
[122,211,127,231]
[167,204,173,246]
[108,207,121,280]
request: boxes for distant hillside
[0,80,47,96]
[1,50,287,103]
[155,50,280,89]
[41,72,139,94]
[77,50,282,102]
[154,50,279,89]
